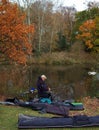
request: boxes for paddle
[64,102,75,107]
[64,100,75,107]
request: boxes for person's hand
[48,87,51,91]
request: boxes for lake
[0,64,99,101]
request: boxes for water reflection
[0,64,98,100]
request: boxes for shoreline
[27,51,99,65]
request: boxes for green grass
[0,104,99,130]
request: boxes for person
[36,75,53,100]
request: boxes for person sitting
[36,75,53,101]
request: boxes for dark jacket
[37,76,49,98]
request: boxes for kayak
[18,114,99,129]
[0,97,84,116]
[0,97,84,109]
[17,98,84,111]
[19,101,70,116]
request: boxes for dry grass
[29,43,99,65]
[70,97,99,116]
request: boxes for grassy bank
[1,43,99,65]
[27,42,99,65]
[29,51,99,65]
[0,97,99,130]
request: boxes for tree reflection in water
[0,64,98,100]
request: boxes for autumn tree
[73,3,99,42]
[76,19,95,51]
[29,0,54,53]
[0,0,34,64]
[76,17,99,52]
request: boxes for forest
[0,0,99,65]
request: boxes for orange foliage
[70,97,99,116]
[86,40,93,49]
[76,19,96,49]
[0,0,34,64]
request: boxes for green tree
[93,17,99,52]
[57,32,66,50]
[72,7,99,42]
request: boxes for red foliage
[0,0,34,64]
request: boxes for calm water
[0,64,99,100]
